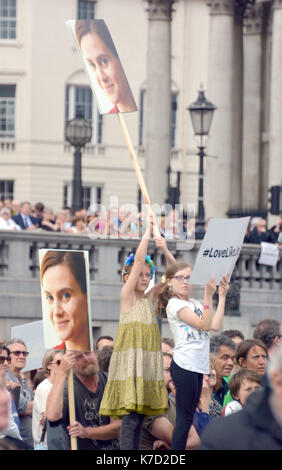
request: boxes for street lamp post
[65,109,92,214]
[188,86,216,239]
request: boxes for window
[82,186,91,209]
[0,84,15,138]
[138,89,178,148]
[138,89,146,147]
[63,183,102,210]
[0,0,16,39]
[65,85,103,144]
[77,0,95,20]
[171,92,178,148]
[0,180,14,199]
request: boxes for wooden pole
[117,113,161,238]
[68,368,77,450]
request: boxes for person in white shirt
[32,349,64,449]
[157,261,230,450]
[0,208,21,231]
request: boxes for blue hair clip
[125,253,135,266]
[124,253,156,279]
[145,254,156,279]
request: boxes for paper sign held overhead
[66,19,137,115]
[189,217,250,286]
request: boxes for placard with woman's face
[66,19,137,115]
[39,249,93,352]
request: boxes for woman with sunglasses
[157,262,229,450]
[0,343,22,445]
[32,349,63,449]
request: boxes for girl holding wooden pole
[99,208,175,450]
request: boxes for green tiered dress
[99,296,168,418]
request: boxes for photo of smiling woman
[67,19,137,114]
[39,250,92,353]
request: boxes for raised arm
[120,209,154,308]
[148,236,176,302]
[155,236,176,266]
[46,352,76,422]
[177,277,216,331]
[211,274,230,331]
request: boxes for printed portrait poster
[39,249,93,352]
[66,19,137,115]
[189,217,250,286]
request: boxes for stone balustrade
[0,230,281,340]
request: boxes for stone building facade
[0,0,281,223]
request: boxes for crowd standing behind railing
[0,197,281,247]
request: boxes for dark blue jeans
[170,359,203,450]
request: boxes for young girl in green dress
[99,210,175,450]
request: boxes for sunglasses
[10,351,29,357]
[50,359,61,366]
[0,355,11,364]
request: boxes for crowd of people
[0,202,281,452]
[243,216,282,246]
[0,197,281,244]
[0,321,281,451]
[0,197,192,239]
[0,209,281,451]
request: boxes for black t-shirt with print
[61,371,119,450]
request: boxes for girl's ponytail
[156,261,191,318]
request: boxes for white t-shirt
[222,400,242,416]
[32,378,52,447]
[166,297,210,374]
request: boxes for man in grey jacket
[6,339,34,449]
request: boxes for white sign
[189,217,250,286]
[258,242,279,267]
[11,320,45,372]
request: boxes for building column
[241,4,263,210]
[144,0,175,207]
[260,2,272,209]
[268,0,282,196]
[205,0,238,218]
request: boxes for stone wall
[0,231,281,342]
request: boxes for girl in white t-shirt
[157,261,229,450]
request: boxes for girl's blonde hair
[156,261,191,318]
